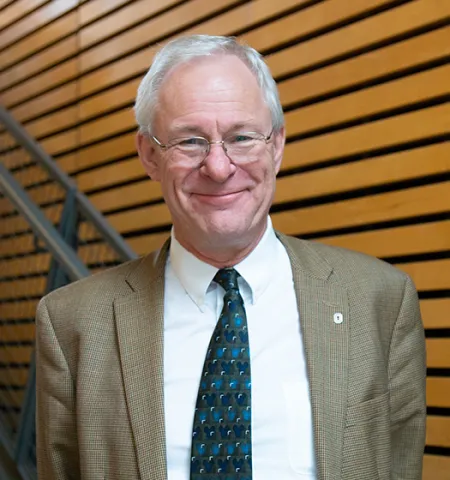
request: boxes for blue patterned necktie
[190,268,252,479]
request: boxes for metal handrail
[0,162,90,281]
[0,105,137,263]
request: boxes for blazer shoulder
[40,250,159,310]
[280,233,410,286]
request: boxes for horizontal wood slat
[273,182,450,237]
[0,324,34,343]
[421,299,450,329]
[0,277,46,300]
[0,370,28,388]
[427,378,450,408]
[426,339,450,368]
[423,454,450,480]
[0,299,38,320]
[79,0,132,26]
[400,260,450,291]
[427,416,450,448]
[319,221,450,259]
[0,346,32,364]
[0,253,50,278]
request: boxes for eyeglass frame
[148,128,274,165]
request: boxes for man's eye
[178,137,204,146]
[232,135,253,143]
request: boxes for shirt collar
[169,217,279,308]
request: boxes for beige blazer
[36,233,426,479]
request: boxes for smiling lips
[192,190,245,206]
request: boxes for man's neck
[174,227,266,269]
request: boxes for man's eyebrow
[169,122,257,137]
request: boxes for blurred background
[0,0,449,478]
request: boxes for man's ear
[272,126,286,175]
[136,132,162,181]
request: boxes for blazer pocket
[346,391,390,427]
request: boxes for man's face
[137,55,285,255]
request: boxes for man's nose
[200,142,236,182]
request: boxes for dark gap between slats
[0,272,48,282]
[425,446,450,456]
[0,363,29,369]
[0,295,41,304]
[425,329,450,339]
[0,319,35,326]
[121,224,172,239]
[0,405,20,413]
[0,341,34,347]
[0,384,25,392]
[427,407,450,417]
[384,251,450,265]
[427,368,450,377]
[420,291,450,300]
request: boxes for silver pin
[334,313,343,324]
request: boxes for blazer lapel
[279,234,349,480]
[114,241,170,480]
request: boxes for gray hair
[134,35,284,134]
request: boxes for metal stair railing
[0,105,138,480]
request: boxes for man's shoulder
[40,250,159,310]
[279,233,409,285]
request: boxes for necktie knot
[214,268,240,293]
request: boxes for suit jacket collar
[115,234,349,480]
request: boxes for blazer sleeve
[35,296,80,480]
[388,274,427,479]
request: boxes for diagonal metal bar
[0,162,90,281]
[0,105,137,263]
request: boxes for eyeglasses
[150,130,273,166]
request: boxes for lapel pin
[333,313,343,324]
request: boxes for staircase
[0,105,137,479]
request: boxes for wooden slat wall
[0,0,449,476]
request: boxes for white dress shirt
[164,217,316,479]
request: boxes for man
[36,35,426,479]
